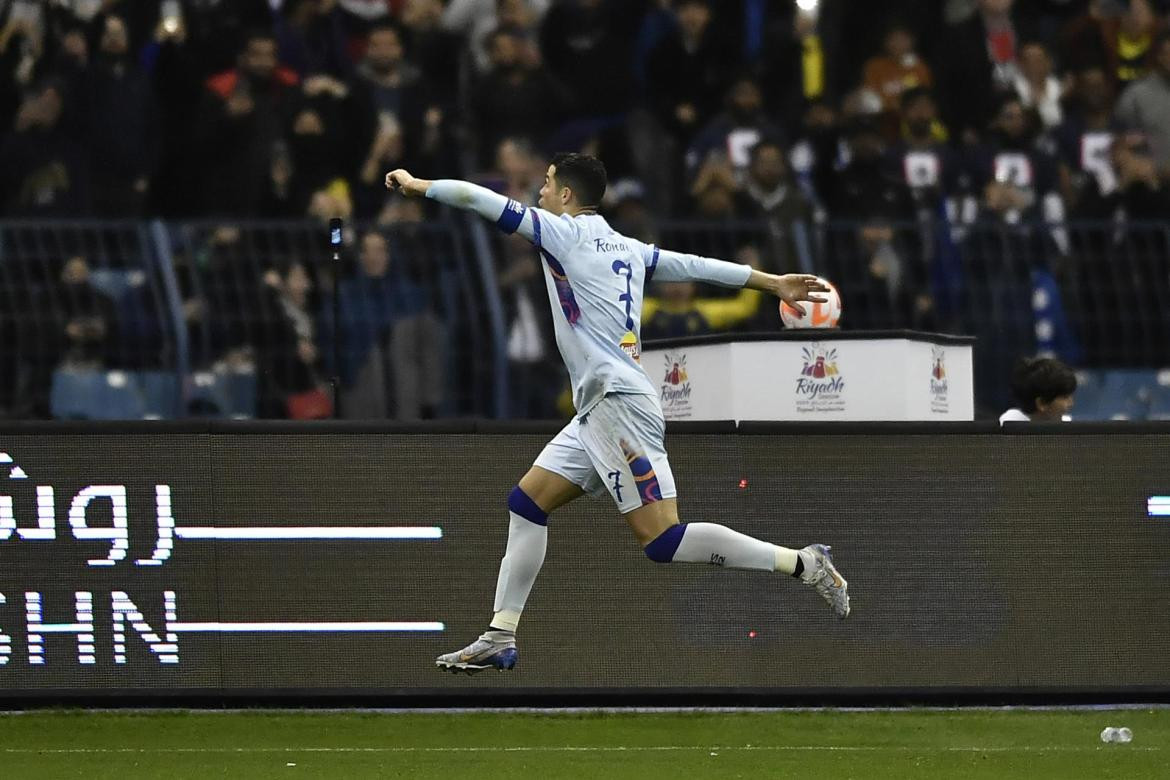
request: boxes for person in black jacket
[645,0,729,141]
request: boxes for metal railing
[1,217,1167,420]
[0,217,503,420]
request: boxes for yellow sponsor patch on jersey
[619,331,640,363]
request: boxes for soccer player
[385,154,850,675]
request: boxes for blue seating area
[1071,369,1170,421]
[50,369,257,420]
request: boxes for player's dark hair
[550,152,607,209]
[1010,357,1077,412]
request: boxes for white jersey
[999,408,1072,424]
[425,180,752,415]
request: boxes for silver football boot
[800,544,850,619]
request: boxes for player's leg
[625,498,799,571]
[436,422,597,674]
[626,490,849,619]
[489,466,582,634]
[582,394,849,618]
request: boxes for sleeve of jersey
[648,248,752,288]
[424,179,535,239]
[423,179,578,252]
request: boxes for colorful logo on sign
[659,352,692,418]
[930,346,949,413]
[664,355,689,385]
[795,344,845,412]
[801,346,840,378]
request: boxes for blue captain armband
[496,199,527,234]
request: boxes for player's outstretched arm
[651,247,827,318]
[385,169,536,242]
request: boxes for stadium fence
[1,218,1168,420]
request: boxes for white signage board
[643,335,974,422]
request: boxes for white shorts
[533,393,678,514]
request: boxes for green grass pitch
[1,709,1166,779]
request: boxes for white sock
[490,513,547,632]
[672,522,798,572]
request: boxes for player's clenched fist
[384,169,432,198]
[384,169,412,191]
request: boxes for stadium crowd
[1,0,1169,419]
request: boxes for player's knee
[643,523,686,563]
[508,485,548,526]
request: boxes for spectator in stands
[282,72,371,216]
[687,154,739,218]
[1112,0,1163,86]
[605,178,658,244]
[1055,66,1123,218]
[645,0,729,140]
[886,87,966,217]
[275,0,352,78]
[400,0,463,107]
[1060,0,1165,91]
[470,26,570,167]
[756,2,832,138]
[354,23,421,138]
[1115,32,1170,183]
[0,80,89,215]
[50,19,90,84]
[687,77,783,176]
[196,225,268,369]
[497,230,561,418]
[354,21,447,171]
[259,259,328,418]
[822,115,914,224]
[1013,41,1063,130]
[1112,130,1170,218]
[485,137,546,204]
[331,231,444,419]
[938,0,1030,141]
[969,93,1062,223]
[84,14,156,217]
[642,278,763,340]
[175,0,276,80]
[355,114,405,219]
[197,31,299,216]
[539,0,645,120]
[862,21,933,136]
[733,139,813,273]
[50,255,118,371]
[338,0,393,24]
[819,113,928,331]
[442,0,549,73]
[145,6,208,216]
[999,356,1077,423]
[787,99,840,208]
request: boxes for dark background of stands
[1,0,1169,421]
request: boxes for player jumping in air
[385,154,850,674]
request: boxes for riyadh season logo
[930,346,949,413]
[659,352,692,417]
[795,344,845,412]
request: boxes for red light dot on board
[748,630,757,638]
[738,479,748,489]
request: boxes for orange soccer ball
[779,277,842,329]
